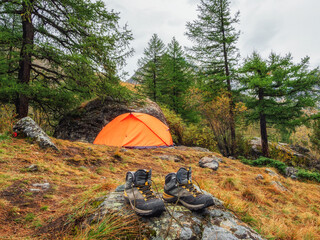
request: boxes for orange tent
[93,112,173,148]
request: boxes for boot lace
[180,181,201,197]
[137,182,155,200]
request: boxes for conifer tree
[135,34,166,102]
[161,37,192,119]
[239,52,319,156]
[0,0,133,119]
[186,0,240,155]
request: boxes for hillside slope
[0,138,319,239]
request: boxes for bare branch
[32,63,67,79]
[31,66,62,85]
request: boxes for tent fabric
[93,112,173,148]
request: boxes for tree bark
[258,88,269,157]
[221,9,236,156]
[16,0,34,118]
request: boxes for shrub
[0,104,16,135]
[183,123,217,151]
[240,156,320,183]
[310,119,320,153]
[235,135,252,158]
[297,169,320,182]
[161,105,217,150]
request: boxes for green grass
[240,156,320,183]
[241,212,257,226]
[40,205,49,211]
[25,213,36,222]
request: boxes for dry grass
[0,137,320,239]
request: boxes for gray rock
[157,155,182,162]
[271,181,288,192]
[32,182,50,190]
[234,227,248,239]
[265,168,278,177]
[13,117,58,151]
[255,174,264,180]
[202,225,238,240]
[27,164,39,172]
[290,144,310,154]
[29,188,41,192]
[250,137,312,167]
[199,157,219,171]
[285,167,298,180]
[191,147,212,153]
[180,227,193,240]
[88,189,264,240]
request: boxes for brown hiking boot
[163,167,214,211]
[124,169,165,216]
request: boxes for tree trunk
[16,1,34,118]
[221,10,236,156]
[258,88,269,157]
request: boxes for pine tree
[161,37,192,119]
[186,0,240,155]
[0,0,133,119]
[239,52,320,156]
[134,34,166,102]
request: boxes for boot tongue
[177,167,192,184]
[134,169,152,186]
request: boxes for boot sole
[163,195,214,211]
[124,196,165,217]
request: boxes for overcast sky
[105,0,320,80]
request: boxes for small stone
[255,174,264,180]
[29,188,41,192]
[32,182,50,190]
[27,164,39,172]
[199,157,220,170]
[290,175,298,180]
[191,147,212,152]
[265,168,278,177]
[271,181,288,192]
[115,184,125,192]
[120,148,128,152]
[228,156,236,160]
[157,155,182,162]
[285,167,298,178]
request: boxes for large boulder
[54,97,167,143]
[13,117,58,151]
[86,187,264,240]
[250,137,313,167]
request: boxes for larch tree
[185,0,240,155]
[134,33,166,102]
[239,52,320,157]
[161,37,192,119]
[0,0,133,119]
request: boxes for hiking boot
[163,167,214,211]
[124,169,165,216]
